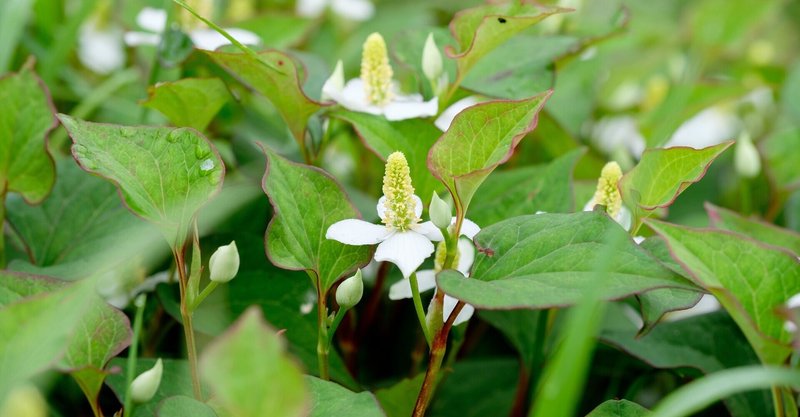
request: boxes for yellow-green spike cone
[382,152,418,231]
[361,33,394,106]
[592,162,623,218]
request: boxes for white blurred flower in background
[78,2,125,74]
[296,0,375,22]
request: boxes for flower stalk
[410,272,433,346]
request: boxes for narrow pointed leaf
[428,92,551,212]
[262,146,371,293]
[0,67,56,203]
[437,212,697,310]
[646,219,800,364]
[58,115,225,247]
[141,78,229,131]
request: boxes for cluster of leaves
[1,0,800,417]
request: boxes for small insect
[498,17,507,23]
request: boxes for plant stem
[0,189,6,269]
[174,246,202,399]
[123,294,147,417]
[139,0,173,123]
[409,272,432,346]
[190,281,218,311]
[771,386,786,417]
[413,300,465,417]
[326,308,347,346]
[316,287,330,380]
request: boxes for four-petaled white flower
[322,33,438,121]
[583,161,633,231]
[326,151,441,278]
[124,6,260,51]
[389,219,481,326]
[296,0,375,22]
[78,14,125,75]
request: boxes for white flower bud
[422,33,443,86]
[209,241,240,283]
[321,60,345,101]
[429,192,451,230]
[734,132,761,179]
[336,269,363,309]
[130,359,163,403]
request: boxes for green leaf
[206,50,324,146]
[105,358,196,417]
[261,145,371,293]
[601,306,772,417]
[429,359,519,417]
[58,115,225,247]
[585,400,649,417]
[0,0,32,73]
[649,366,800,417]
[619,143,731,221]
[437,212,697,310]
[707,203,800,256]
[0,67,57,204]
[331,111,442,205]
[374,375,424,417]
[645,219,800,364]
[446,1,567,79]
[428,93,551,212]
[468,148,583,226]
[157,396,217,417]
[200,307,308,417]
[479,310,546,367]
[306,376,384,417]
[235,14,314,49]
[141,78,229,131]
[761,129,800,190]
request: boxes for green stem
[190,281,218,311]
[123,294,147,417]
[772,386,786,417]
[316,287,330,380]
[740,177,752,215]
[326,308,347,347]
[0,189,6,269]
[409,272,433,346]
[174,247,202,399]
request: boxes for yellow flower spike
[382,152,419,231]
[361,33,394,106]
[592,161,624,218]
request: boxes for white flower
[434,96,480,131]
[124,7,261,51]
[296,0,375,21]
[322,33,438,121]
[665,294,721,321]
[78,16,125,74]
[734,131,761,178]
[583,161,632,231]
[589,116,646,159]
[326,152,441,278]
[388,220,481,326]
[665,107,740,149]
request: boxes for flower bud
[734,132,761,179]
[336,269,363,309]
[130,359,163,403]
[321,60,345,101]
[209,241,240,283]
[429,192,451,230]
[422,33,443,86]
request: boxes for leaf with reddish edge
[706,202,800,256]
[445,1,569,82]
[0,66,57,204]
[141,78,230,131]
[645,219,800,365]
[260,144,371,294]
[205,50,326,154]
[619,142,732,225]
[58,115,225,249]
[428,92,551,218]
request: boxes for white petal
[616,206,632,231]
[189,28,260,50]
[384,95,438,121]
[665,107,740,149]
[583,197,597,212]
[374,231,434,278]
[296,0,328,18]
[413,195,423,218]
[415,221,444,241]
[79,19,125,74]
[330,79,383,115]
[633,236,645,244]
[376,196,387,221]
[388,269,436,300]
[434,96,480,131]
[443,293,474,326]
[331,0,375,21]
[665,294,721,321]
[136,7,167,33]
[124,31,160,46]
[326,219,391,245]
[456,238,474,274]
[321,60,344,101]
[459,218,481,239]
[788,292,800,309]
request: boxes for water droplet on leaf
[200,158,214,172]
[166,131,180,143]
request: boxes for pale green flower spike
[382,152,420,232]
[361,33,394,106]
[592,161,623,218]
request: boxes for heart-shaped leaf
[428,92,551,213]
[58,115,225,248]
[141,78,229,131]
[0,67,57,204]
[261,145,371,293]
[437,212,697,310]
[619,142,731,222]
[446,1,568,80]
[645,219,800,364]
[306,376,385,417]
[707,203,800,256]
[200,307,308,417]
